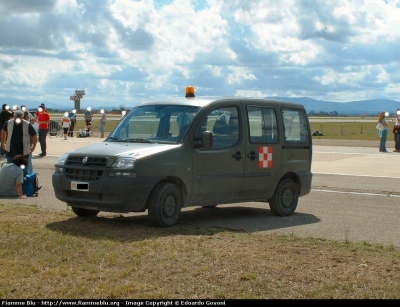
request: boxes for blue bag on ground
[23,172,42,197]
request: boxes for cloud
[0,0,399,108]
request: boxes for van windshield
[107,105,200,143]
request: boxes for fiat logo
[82,156,88,164]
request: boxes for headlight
[55,153,69,173]
[109,157,136,177]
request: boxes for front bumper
[52,172,156,213]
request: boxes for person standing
[393,110,400,152]
[285,116,294,136]
[0,154,29,199]
[31,117,39,134]
[21,105,33,123]
[378,111,390,153]
[23,109,35,174]
[23,109,32,123]
[61,111,71,140]
[68,109,77,137]
[84,107,93,134]
[36,103,44,117]
[36,104,51,156]
[0,104,13,157]
[99,109,107,138]
[120,110,126,121]
[1,110,37,175]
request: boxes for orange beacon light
[185,86,195,97]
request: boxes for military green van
[52,87,312,227]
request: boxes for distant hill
[265,97,400,116]
[1,96,399,116]
[0,98,117,112]
[0,98,65,110]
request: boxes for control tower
[70,89,85,111]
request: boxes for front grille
[67,156,108,166]
[65,155,108,181]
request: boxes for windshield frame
[106,105,201,144]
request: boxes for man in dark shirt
[68,109,77,137]
[84,107,93,134]
[0,104,13,157]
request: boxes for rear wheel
[148,182,182,227]
[269,179,298,216]
[71,206,100,217]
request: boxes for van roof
[137,96,304,109]
[137,96,234,108]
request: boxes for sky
[1,0,400,110]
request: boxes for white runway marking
[313,172,400,179]
[312,189,400,198]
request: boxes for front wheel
[71,206,100,217]
[148,182,182,227]
[269,179,298,216]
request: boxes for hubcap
[163,194,176,217]
[282,188,293,208]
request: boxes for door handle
[232,151,244,161]
[247,151,257,160]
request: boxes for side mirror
[201,131,213,149]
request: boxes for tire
[202,205,217,209]
[148,182,182,227]
[71,206,100,217]
[269,179,299,216]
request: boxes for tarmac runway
[1,135,399,247]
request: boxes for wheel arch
[268,172,302,202]
[144,176,188,210]
[273,171,302,199]
[147,180,184,227]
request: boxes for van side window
[200,107,240,150]
[282,108,309,144]
[247,107,278,143]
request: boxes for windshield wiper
[107,137,124,142]
[107,137,152,143]
[127,138,152,143]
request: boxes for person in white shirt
[61,111,71,140]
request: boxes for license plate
[71,181,89,191]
